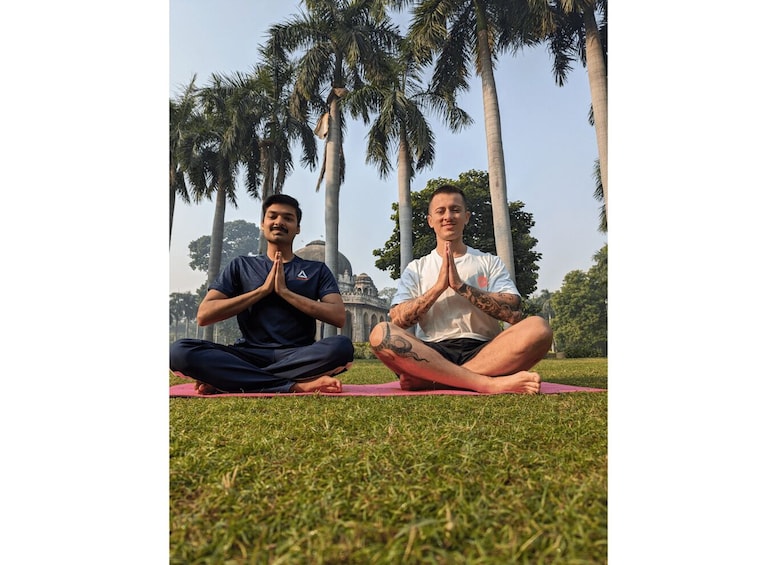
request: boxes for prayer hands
[260,252,288,295]
[437,241,464,292]
[273,252,288,294]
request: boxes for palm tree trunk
[203,184,227,342]
[169,182,176,248]
[397,132,413,272]
[476,27,516,284]
[584,5,608,222]
[257,146,274,255]
[323,96,342,338]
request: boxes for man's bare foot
[400,372,539,394]
[398,374,458,391]
[291,376,343,393]
[194,381,221,395]
[399,373,428,390]
[487,371,542,394]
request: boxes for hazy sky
[169,0,607,296]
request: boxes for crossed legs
[368,316,553,394]
[170,336,354,394]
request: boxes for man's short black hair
[428,184,468,212]
[262,194,302,223]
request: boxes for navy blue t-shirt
[209,255,341,347]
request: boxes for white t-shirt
[391,246,520,342]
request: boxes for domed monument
[293,240,352,278]
[294,240,389,342]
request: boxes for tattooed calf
[373,324,429,362]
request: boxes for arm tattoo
[458,284,523,324]
[389,292,437,328]
[372,324,428,363]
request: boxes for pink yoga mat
[169,379,605,397]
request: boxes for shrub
[352,341,376,359]
[563,343,601,358]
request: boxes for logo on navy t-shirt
[296,269,308,280]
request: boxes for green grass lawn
[170,358,607,564]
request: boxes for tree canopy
[188,219,260,273]
[550,244,607,357]
[169,292,198,326]
[373,169,541,297]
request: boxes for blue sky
[169,0,607,296]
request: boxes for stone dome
[294,240,353,277]
[354,273,378,296]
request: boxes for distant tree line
[524,244,607,357]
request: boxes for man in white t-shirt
[369,185,553,394]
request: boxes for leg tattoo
[373,325,429,363]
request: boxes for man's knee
[170,339,189,371]
[326,335,355,363]
[525,316,553,348]
[169,338,199,370]
[369,322,390,348]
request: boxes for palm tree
[169,292,185,341]
[408,0,549,284]
[183,74,245,341]
[269,0,400,337]
[189,67,311,257]
[169,78,198,246]
[170,292,199,340]
[248,44,319,254]
[546,0,607,222]
[346,44,472,271]
[181,292,199,338]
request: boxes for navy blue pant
[170,336,354,393]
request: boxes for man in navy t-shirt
[170,194,354,394]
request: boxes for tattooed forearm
[372,324,429,362]
[389,291,439,328]
[457,284,523,324]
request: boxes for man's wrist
[456,282,467,294]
